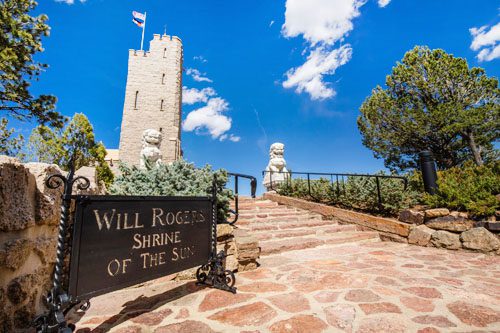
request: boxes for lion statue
[140,129,163,168]
[263,142,289,191]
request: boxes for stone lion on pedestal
[140,129,163,168]
[263,142,289,191]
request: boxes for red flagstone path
[69,198,500,332]
[70,241,500,332]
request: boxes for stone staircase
[233,197,380,256]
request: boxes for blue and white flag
[132,11,146,28]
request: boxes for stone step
[259,231,380,255]
[237,214,323,224]
[238,210,314,219]
[252,224,358,241]
[244,218,334,231]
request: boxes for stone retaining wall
[0,156,63,331]
[263,193,499,255]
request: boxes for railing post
[375,176,382,211]
[250,177,256,198]
[307,173,311,197]
[336,175,340,198]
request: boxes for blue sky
[19,0,500,193]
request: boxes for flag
[132,11,146,28]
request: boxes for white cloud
[55,0,85,4]
[186,68,212,82]
[229,135,241,142]
[470,22,500,61]
[182,87,216,105]
[283,44,352,100]
[269,20,275,27]
[282,0,365,46]
[193,55,208,63]
[183,98,232,139]
[378,0,391,8]
[281,0,366,99]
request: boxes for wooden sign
[68,195,213,300]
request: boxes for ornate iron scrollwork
[196,251,236,293]
[34,160,90,333]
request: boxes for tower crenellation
[118,34,183,166]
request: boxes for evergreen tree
[0,0,62,127]
[0,118,24,157]
[27,113,114,186]
[358,46,499,171]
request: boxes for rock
[217,224,233,240]
[403,287,442,299]
[379,232,408,243]
[323,304,356,332]
[198,290,254,312]
[426,215,474,232]
[154,320,216,333]
[0,156,37,231]
[486,215,496,222]
[0,239,33,270]
[268,292,310,313]
[7,272,38,304]
[408,225,434,246]
[400,296,435,312]
[344,289,380,302]
[269,315,327,333]
[424,208,450,219]
[225,254,238,272]
[450,211,468,219]
[412,315,457,328]
[208,302,277,326]
[399,209,425,225]
[447,301,500,327]
[430,230,461,250]
[235,234,260,261]
[460,227,500,252]
[359,302,401,314]
[33,237,57,265]
[238,260,258,272]
[357,316,407,333]
[25,162,63,226]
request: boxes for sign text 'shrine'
[69,196,212,300]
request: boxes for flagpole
[140,11,147,51]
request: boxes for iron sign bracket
[196,175,237,293]
[34,159,90,333]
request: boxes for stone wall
[0,156,63,331]
[264,193,499,255]
[400,208,500,254]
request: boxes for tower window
[163,48,167,58]
[159,127,163,132]
[162,73,165,84]
[160,99,164,111]
[134,91,139,109]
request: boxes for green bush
[424,161,500,218]
[109,159,233,222]
[277,172,421,216]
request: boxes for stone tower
[118,34,183,166]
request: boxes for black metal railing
[226,172,257,225]
[263,170,407,211]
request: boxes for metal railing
[226,172,257,225]
[263,170,408,211]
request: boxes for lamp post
[419,151,438,194]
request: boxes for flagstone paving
[71,241,500,332]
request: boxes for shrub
[424,161,500,218]
[109,159,233,222]
[278,172,421,216]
